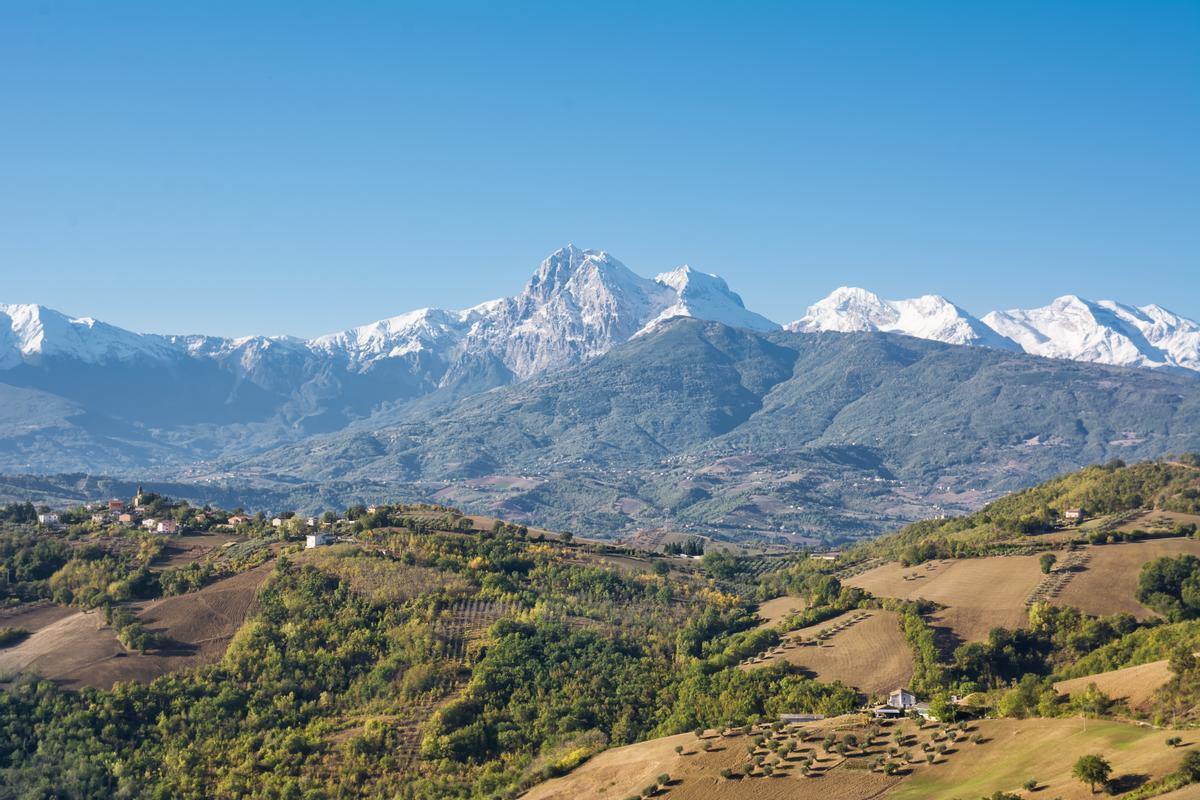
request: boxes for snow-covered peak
[786,287,897,333]
[0,303,178,367]
[642,266,779,333]
[309,307,465,365]
[786,288,1017,349]
[982,296,1200,372]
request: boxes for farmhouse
[872,687,935,720]
[37,512,60,526]
[1064,508,1086,522]
[306,532,334,549]
[227,515,249,525]
[157,519,180,534]
[118,513,134,524]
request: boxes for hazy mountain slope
[0,247,784,469]
[220,320,1200,539]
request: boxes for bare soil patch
[0,602,76,634]
[1057,539,1200,618]
[0,562,273,689]
[1054,659,1173,710]
[741,610,913,697]
[845,556,1044,642]
[154,531,239,569]
[755,595,806,629]
[0,609,123,686]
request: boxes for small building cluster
[872,688,933,720]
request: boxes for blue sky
[2,1,1197,337]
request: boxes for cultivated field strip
[1024,549,1090,608]
[393,597,520,772]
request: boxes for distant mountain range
[2,245,1198,541]
[4,246,1198,381]
[786,287,1200,374]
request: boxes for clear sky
[2,1,1197,337]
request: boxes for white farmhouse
[306,532,334,549]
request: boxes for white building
[873,688,934,720]
[306,532,334,549]
[37,512,60,526]
[157,519,180,534]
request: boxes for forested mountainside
[211,320,1200,542]
[4,320,1200,544]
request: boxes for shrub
[0,627,30,648]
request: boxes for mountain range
[4,246,1198,382]
[2,245,1199,541]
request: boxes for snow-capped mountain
[0,246,773,388]
[983,296,1200,373]
[786,287,1019,350]
[0,303,180,368]
[6,255,1200,400]
[644,266,778,334]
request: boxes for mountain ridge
[6,253,1199,379]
